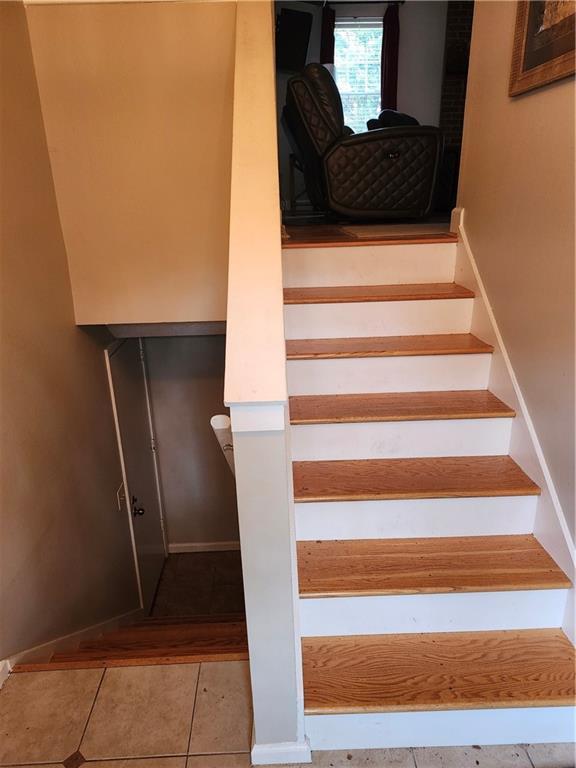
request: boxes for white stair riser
[295,496,537,541]
[287,354,492,395]
[284,299,473,339]
[283,243,456,287]
[290,418,512,461]
[299,589,567,637]
[305,708,575,750]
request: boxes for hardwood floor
[14,552,247,672]
[293,455,541,502]
[297,535,570,597]
[302,629,575,713]
[289,390,515,424]
[14,616,248,671]
[286,334,494,360]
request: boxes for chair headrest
[285,63,346,156]
[300,63,345,136]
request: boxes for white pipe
[210,414,235,477]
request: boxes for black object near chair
[282,63,443,220]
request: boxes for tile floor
[0,661,573,767]
[151,553,245,618]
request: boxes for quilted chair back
[285,64,345,155]
[283,64,347,208]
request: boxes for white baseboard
[8,607,143,666]
[168,541,240,554]
[455,208,575,582]
[0,659,11,689]
[251,738,312,765]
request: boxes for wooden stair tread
[131,613,245,627]
[293,455,540,502]
[14,647,248,672]
[297,535,570,597]
[286,334,493,360]
[282,225,458,249]
[289,390,515,425]
[54,635,247,661]
[81,621,247,647]
[284,283,474,305]
[302,629,575,713]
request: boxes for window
[334,18,383,134]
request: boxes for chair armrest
[321,126,443,219]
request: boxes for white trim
[251,738,312,765]
[7,608,143,667]
[563,590,575,645]
[284,297,474,340]
[283,243,456,289]
[290,417,512,461]
[105,346,145,610]
[168,540,240,553]
[0,660,11,689]
[229,402,287,433]
[24,0,235,4]
[295,495,537,542]
[299,589,569,637]
[455,208,575,578]
[305,707,575,750]
[287,354,492,396]
[335,18,383,29]
[139,339,168,558]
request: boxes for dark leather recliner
[282,64,443,219]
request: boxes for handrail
[224,0,287,407]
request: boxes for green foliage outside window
[334,26,383,134]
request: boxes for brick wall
[440,1,475,149]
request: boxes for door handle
[131,495,145,517]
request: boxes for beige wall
[0,3,139,660]
[145,337,238,546]
[458,1,575,537]
[26,1,236,325]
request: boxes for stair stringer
[453,208,575,643]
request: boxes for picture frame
[509,0,576,96]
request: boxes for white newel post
[229,402,310,765]
[225,2,310,763]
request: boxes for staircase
[282,229,574,749]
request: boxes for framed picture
[509,0,576,96]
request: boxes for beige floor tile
[526,743,576,768]
[188,661,252,755]
[87,759,186,767]
[414,745,531,768]
[0,669,102,765]
[317,750,414,767]
[187,756,250,768]
[186,749,414,767]
[81,664,199,759]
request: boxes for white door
[107,339,166,613]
